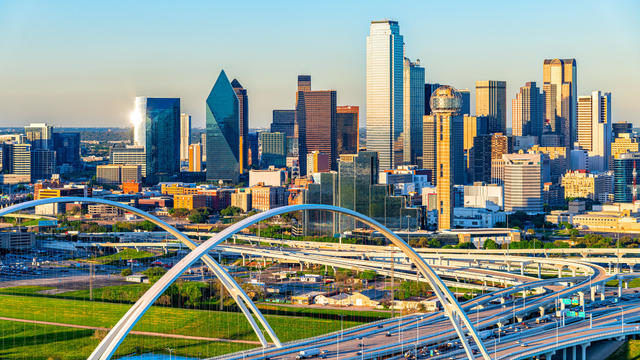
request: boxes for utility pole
[390,251,395,318]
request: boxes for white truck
[296,349,324,359]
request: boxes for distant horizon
[1,0,638,129]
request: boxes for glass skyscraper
[133,97,180,184]
[259,131,287,168]
[336,106,359,155]
[366,20,404,170]
[231,79,249,174]
[53,132,81,168]
[206,70,240,183]
[403,57,425,166]
[614,152,640,203]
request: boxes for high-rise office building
[472,133,511,184]
[188,144,202,172]
[24,123,53,150]
[260,132,287,168]
[432,86,464,230]
[424,83,441,115]
[422,115,437,183]
[52,132,81,168]
[31,149,55,180]
[336,106,359,155]
[463,115,488,182]
[132,96,180,184]
[512,82,545,139]
[366,20,404,170]
[295,76,337,174]
[476,80,507,133]
[459,89,471,115]
[180,113,191,162]
[543,59,577,148]
[271,110,296,138]
[206,70,240,183]
[307,151,331,173]
[613,122,632,139]
[200,133,207,162]
[503,153,543,213]
[2,143,31,177]
[576,91,611,172]
[231,79,249,174]
[247,132,259,168]
[612,133,639,162]
[110,146,146,176]
[403,57,425,165]
[614,152,640,203]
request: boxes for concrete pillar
[263,257,267,267]
[619,280,623,298]
[572,267,577,277]
[625,280,629,289]
[539,306,545,317]
[600,284,605,301]
[562,347,566,360]
[572,345,576,360]
[578,292,585,307]
[521,262,525,276]
[241,255,246,267]
[558,266,563,278]
[507,262,511,272]
[545,352,554,360]
[538,263,542,279]
[500,297,505,304]
[581,343,589,360]
[630,264,635,273]
[300,262,303,270]
[590,286,596,302]
[218,252,222,262]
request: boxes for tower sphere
[430,85,462,113]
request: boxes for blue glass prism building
[206,70,240,183]
[134,97,180,184]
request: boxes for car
[386,331,392,337]
[520,343,528,347]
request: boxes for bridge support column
[300,262,303,271]
[538,263,542,279]
[619,280,623,298]
[629,264,635,273]
[572,345,576,360]
[580,343,589,360]
[539,306,545,317]
[507,262,511,272]
[562,347,566,360]
[218,252,222,262]
[600,284,605,301]
[241,255,246,267]
[521,262,525,276]
[590,286,596,302]
[545,351,554,360]
[557,266,563,278]
[578,292,585,307]
[571,267,577,277]
[625,280,629,289]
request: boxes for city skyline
[0,1,638,129]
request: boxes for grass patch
[0,320,253,359]
[256,303,391,321]
[84,248,156,264]
[58,284,153,303]
[0,286,55,295]
[606,278,640,288]
[0,294,362,351]
[605,340,640,360]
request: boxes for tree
[143,267,167,283]
[170,208,190,218]
[136,220,157,232]
[120,268,132,277]
[427,238,441,248]
[483,239,499,250]
[221,206,243,217]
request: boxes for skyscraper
[475,80,507,133]
[260,131,287,168]
[336,106,359,155]
[188,143,202,172]
[232,79,249,174]
[576,91,611,172]
[614,152,640,203]
[111,146,146,176]
[295,76,337,174]
[366,20,404,170]
[543,59,577,148]
[459,89,471,115]
[424,83,441,115]
[432,86,463,230]
[463,115,488,182]
[422,115,437,183]
[180,113,191,162]
[52,132,80,168]
[503,153,543,212]
[472,133,511,184]
[512,82,545,139]
[613,122,632,138]
[31,149,55,180]
[206,70,240,183]
[402,58,425,166]
[271,110,296,138]
[24,123,53,150]
[132,96,180,184]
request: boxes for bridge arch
[0,197,280,349]
[89,203,492,360]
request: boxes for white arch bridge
[0,197,492,360]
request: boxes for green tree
[483,239,499,249]
[120,268,132,277]
[143,267,167,283]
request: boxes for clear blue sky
[0,0,638,129]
